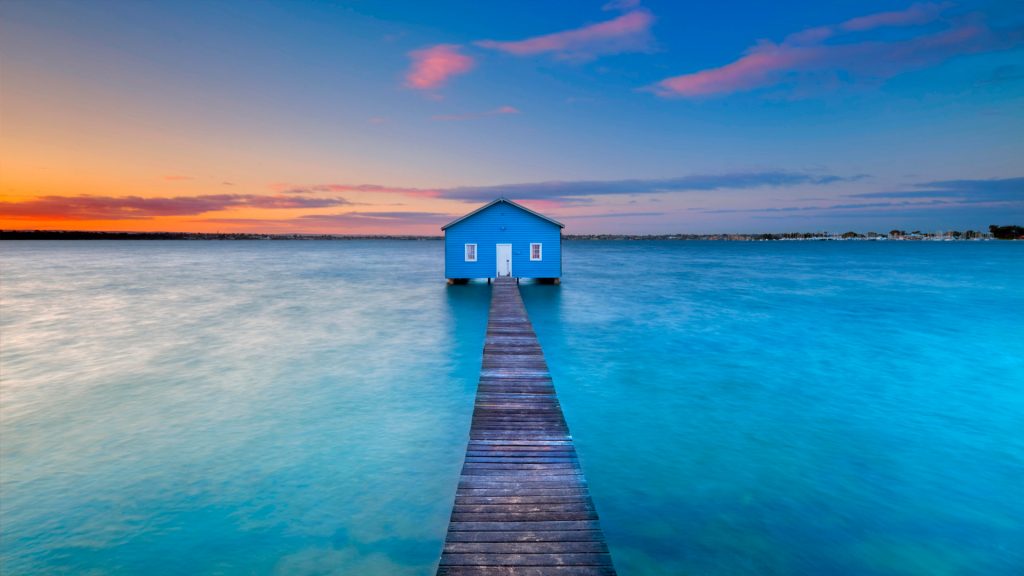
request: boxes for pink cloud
[432,105,521,121]
[840,2,952,32]
[651,5,1020,98]
[784,3,952,45]
[405,44,475,90]
[211,211,452,226]
[0,194,350,220]
[201,212,455,233]
[476,9,654,61]
[783,26,837,46]
[653,44,816,97]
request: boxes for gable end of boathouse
[442,198,563,283]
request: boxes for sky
[1,0,1022,234]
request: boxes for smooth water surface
[522,241,1024,576]
[2,240,1022,575]
[1,241,488,575]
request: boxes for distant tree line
[4,228,1021,241]
[887,229,986,239]
[0,230,441,241]
[989,225,1024,240]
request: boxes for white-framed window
[464,243,477,262]
[530,243,542,261]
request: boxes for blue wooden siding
[444,202,561,279]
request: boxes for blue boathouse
[442,198,564,284]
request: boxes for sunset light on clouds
[1,0,1021,234]
[651,2,1018,98]
[405,44,475,90]
[475,8,655,60]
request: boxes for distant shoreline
[1,230,1013,241]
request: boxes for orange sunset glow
[2,0,1021,234]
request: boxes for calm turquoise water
[1,240,1022,575]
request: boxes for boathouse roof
[441,197,565,231]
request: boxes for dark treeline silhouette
[989,225,1024,240]
[3,228,1019,241]
[0,230,437,241]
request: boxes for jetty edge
[436,277,616,575]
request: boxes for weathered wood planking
[437,277,616,576]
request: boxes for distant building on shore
[442,198,563,284]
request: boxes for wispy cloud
[722,200,1022,223]
[703,199,952,214]
[443,171,860,202]
[295,211,453,227]
[0,194,351,220]
[782,2,954,45]
[602,0,641,12]
[701,176,1023,220]
[274,171,858,205]
[432,105,521,121]
[476,9,655,61]
[562,211,665,219]
[278,183,441,198]
[840,2,952,32]
[846,176,1024,201]
[651,3,1023,98]
[405,44,475,90]
[205,211,454,230]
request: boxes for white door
[496,244,512,277]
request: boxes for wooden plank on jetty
[437,277,616,576]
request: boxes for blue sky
[1,0,1022,233]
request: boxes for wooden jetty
[437,277,616,575]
